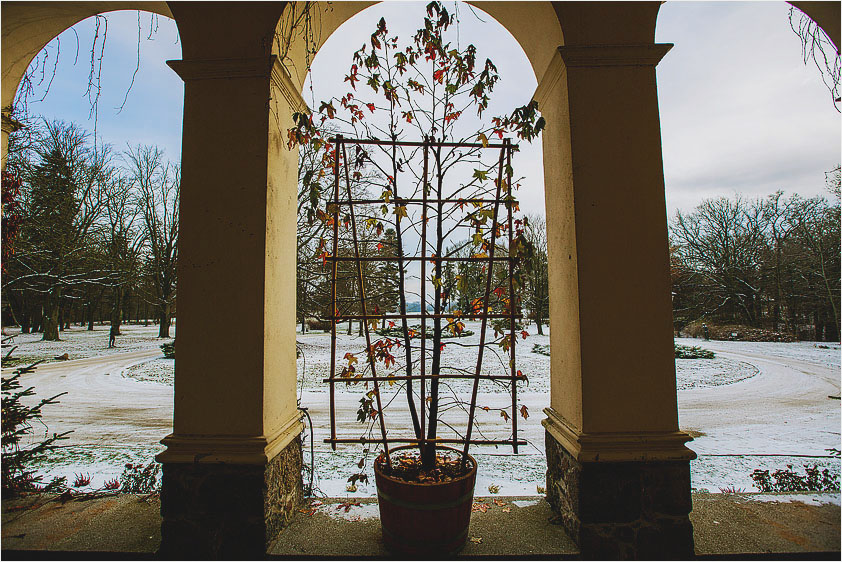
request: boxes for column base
[545,430,694,559]
[159,435,302,558]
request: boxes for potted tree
[289,2,544,554]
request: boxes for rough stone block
[159,436,303,558]
[545,430,694,559]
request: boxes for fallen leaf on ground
[337,501,360,512]
[470,536,482,544]
[471,502,489,513]
[493,499,507,507]
[502,507,511,513]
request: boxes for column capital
[559,43,673,68]
[534,43,672,107]
[167,55,308,113]
[542,407,696,463]
[156,411,303,465]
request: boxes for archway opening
[656,0,841,495]
[291,1,553,498]
[1,9,181,493]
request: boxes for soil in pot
[374,445,477,556]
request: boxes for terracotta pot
[373,445,477,556]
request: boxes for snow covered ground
[3,323,839,500]
[1,323,174,367]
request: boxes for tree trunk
[158,302,172,338]
[42,292,61,341]
[111,287,123,336]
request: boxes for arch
[1,2,172,111]
[276,1,564,95]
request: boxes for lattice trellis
[323,135,527,464]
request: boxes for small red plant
[103,478,120,490]
[73,473,92,487]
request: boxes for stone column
[535,44,696,559]
[155,53,306,558]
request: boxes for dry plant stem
[420,138,429,450]
[390,144,424,451]
[423,143,446,470]
[462,140,508,471]
[329,140,340,450]
[506,146,518,453]
[341,139,390,464]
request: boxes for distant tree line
[670,178,840,341]
[1,120,178,340]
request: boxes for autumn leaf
[344,352,358,365]
[520,405,529,420]
[500,409,509,422]
[477,132,489,147]
[472,169,489,181]
[394,205,408,221]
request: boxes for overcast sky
[16,1,840,220]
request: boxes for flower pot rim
[373,444,477,488]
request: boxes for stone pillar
[535,43,696,559]
[155,51,306,558]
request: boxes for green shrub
[161,341,175,359]
[674,343,715,359]
[750,464,840,492]
[532,344,550,356]
[119,461,161,493]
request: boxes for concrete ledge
[2,492,840,558]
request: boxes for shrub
[73,472,92,487]
[376,324,474,339]
[161,341,175,359]
[532,344,550,356]
[119,461,161,493]
[674,343,715,359]
[683,320,796,342]
[750,464,840,492]
[307,318,332,332]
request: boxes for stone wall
[160,436,302,558]
[545,430,694,559]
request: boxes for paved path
[678,342,840,457]
[3,349,172,450]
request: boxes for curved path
[678,342,840,457]
[3,350,172,450]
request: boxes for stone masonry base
[159,436,302,558]
[545,430,694,559]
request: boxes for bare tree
[522,214,548,335]
[101,172,144,336]
[126,145,178,338]
[789,6,841,111]
[3,121,108,340]
[672,197,766,326]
